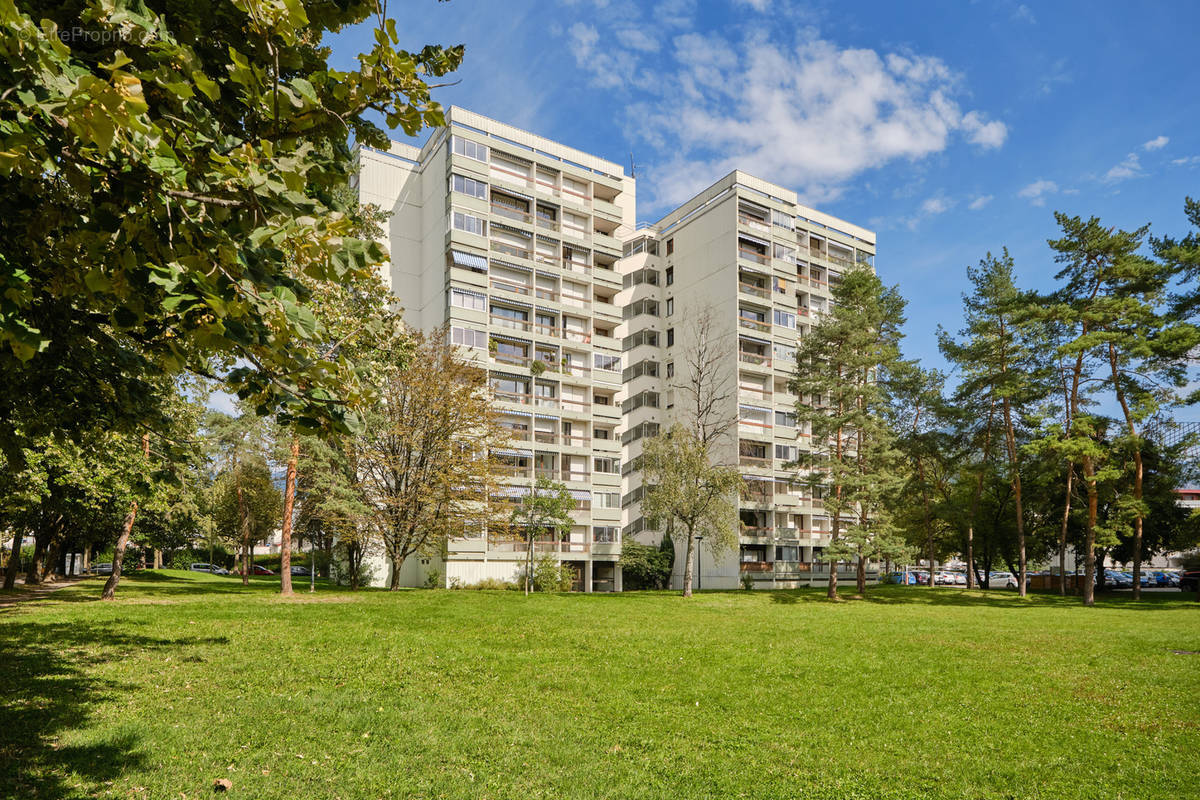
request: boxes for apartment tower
[617,171,877,590]
[356,108,634,590]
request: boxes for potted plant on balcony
[529,359,546,377]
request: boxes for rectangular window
[666,238,674,255]
[594,493,620,510]
[773,344,796,364]
[594,353,621,372]
[452,209,486,236]
[450,174,487,199]
[451,135,488,162]
[593,526,619,543]
[622,329,659,351]
[775,444,798,461]
[666,362,674,379]
[774,309,796,329]
[666,328,675,347]
[450,326,487,349]
[666,298,674,316]
[665,266,674,285]
[450,288,486,311]
[775,410,796,427]
[593,457,619,474]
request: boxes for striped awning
[490,258,531,273]
[493,485,532,498]
[739,404,771,413]
[493,298,533,310]
[494,186,534,202]
[739,334,770,345]
[739,263,769,275]
[489,332,530,345]
[569,489,591,500]
[738,232,770,248]
[534,413,560,421]
[493,448,532,458]
[499,410,533,418]
[450,250,488,270]
[491,222,531,237]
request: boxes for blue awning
[451,250,488,271]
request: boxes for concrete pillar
[584,561,593,593]
[614,563,623,592]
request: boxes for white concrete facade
[357,110,878,591]
[356,108,631,591]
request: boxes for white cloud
[961,111,1008,149]
[1171,155,1200,167]
[1012,4,1036,23]
[632,32,1008,207]
[615,27,659,52]
[1142,135,1169,151]
[1018,179,1057,206]
[920,196,954,215]
[968,194,994,210]
[1103,152,1142,183]
[734,0,772,10]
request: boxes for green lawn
[2,572,1196,799]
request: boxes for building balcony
[489,277,532,297]
[737,247,770,265]
[738,281,770,299]
[738,455,772,469]
[739,560,773,573]
[739,351,772,369]
[738,317,771,333]
[490,203,533,225]
[737,214,772,234]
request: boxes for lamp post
[695,534,704,591]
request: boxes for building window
[450,135,488,162]
[775,410,796,427]
[450,288,486,311]
[666,298,674,316]
[450,326,487,349]
[666,328,675,347]
[773,309,796,329]
[450,174,487,199]
[593,353,621,372]
[666,362,674,379]
[666,238,674,255]
[593,526,619,543]
[452,209,486,236]
[594,493,619,510]
[594,457,619,474]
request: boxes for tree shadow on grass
[0,620,228,798]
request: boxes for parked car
[289,565,312,577]
[93,562,113,575]
[951,572,967,586]
[1179,570,1200,592]
[1103,570,1132,589]
[236,564,275,576]
[189,562,230,575]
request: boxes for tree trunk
[1001,397,1027,598]
[152,549,162,569]
[681,527,695,598]
[41,535,62,582]
[83,542,91,573]
[1058,463,1073,595]
[236,479,250,587]
[3,530,22,590]
[1081,455,1098,606]
[389,553,403,590]
[101,502,139,600]
[1107,343,1144,600]
[26,531,47,586]
[855,553,866,595]
[280,434,299,596]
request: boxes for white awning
[569,489,591,500]
[534,413,560,421]
[493,448,532,458]
[493,485,532,498]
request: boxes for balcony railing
[535,287,559,302]
[535,216,559,232]
[739,351,771,367]
[490,313,532,332]
[490,278,531,296]
[738,317,770,333]
[492,352,531,368]
[492,390,532,405]
[562,470,591,482]
[561,433,591,447]
[490,204,532,225]
[533,431,557,445]
[737,214,771,233]
[738,248,770,265]
[738,281,770,299]
[738,385,771,399]
[739,455,771,468]
[562,259,591,275]
[739,561,773,573]
[490,241,531,260]
[741,526,774,537]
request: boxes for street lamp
[695,534,704,591]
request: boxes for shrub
[423,569,442,589]
[740,573,754,590]
[619,540,673,590]
[516,554,575,592]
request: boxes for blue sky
[327,0,1199,376]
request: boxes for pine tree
[789,266,909,599]
[939,251,1051,597]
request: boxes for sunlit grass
[2,571,1196,799]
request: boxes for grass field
[1,572,1197,800]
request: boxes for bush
[740,573,754,590]
[423,569,442,589]
[457,577,519,591]
[516,554,575,592]
[619,540,673,590]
